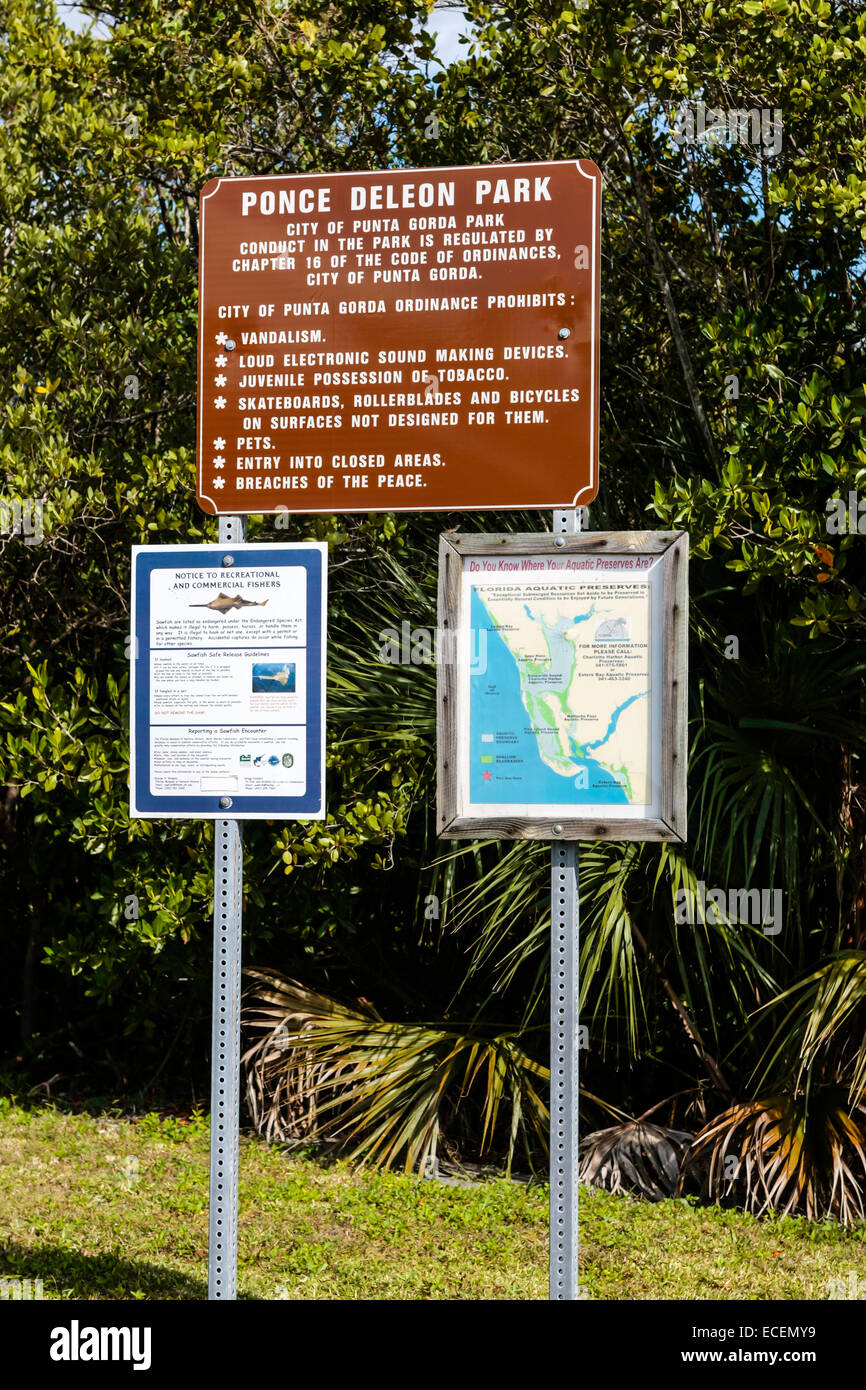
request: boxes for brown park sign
[197,160,600,515]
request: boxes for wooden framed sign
[437,531,688,841]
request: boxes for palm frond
[682,1090,866,1224]
[579,1122,694,1200]
[691,716,825,913]
[690,641,866,930]
[757,951,866,1106]
[577,843,646,1055]
[656,842,784,1039]
[433,839,549,1022]
[241,969,549,1174]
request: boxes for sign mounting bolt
[219,797,233,810]
[224,339,236,351]
[222,554,234,566]
[557,328,570,340]
[554,536,565,547]
[552,823,564,835]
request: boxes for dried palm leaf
[578,1122,694,1200]
[242,968,549,1175]
[681,1091,866,1224]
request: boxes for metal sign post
[129,518,326,1298]
[208,514,245,1301]
[436,510,686,1303]
[550,505,583,1302]
[208,816,243,1299]
[550,842,579,1300]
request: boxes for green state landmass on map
[518,665,581,774]
[597,762,633,799]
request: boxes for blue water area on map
[469,587,630,805]
[582,692,648,754]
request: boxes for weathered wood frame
[436,530,688,842]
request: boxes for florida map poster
[459,550,663,821]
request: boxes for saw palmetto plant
[579,1121,694,1201]
[244,519,866,1215]
[678,952,866,1223]
[759,951,866,1105]
[241,969,549,1174]
[681,1091,866,1224]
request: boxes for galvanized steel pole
[549,506,584,1301]
[208,514,246,1300]
[549,841,580,1300]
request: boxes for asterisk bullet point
[213,437,226,449]
[215,331,228,345]
[214,374,227,387]
[213,477,225,489]
[214,396,226,408]
[215,354,228,367]
[213,456,225,469]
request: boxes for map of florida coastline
[471,580,653,805]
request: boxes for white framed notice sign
[437,531,687,841]
[129,543,327,820]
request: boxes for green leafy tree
[0,0,436,1087]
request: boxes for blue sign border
[132,546,324,818]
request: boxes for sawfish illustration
[255,665,292,686]
[189,592,269,614]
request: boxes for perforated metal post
[550,843,580,1300]
[553,506,586,536]
[550,505,583,1301]
[208,514,246,1301]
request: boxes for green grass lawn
[0,1103,864,1300]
